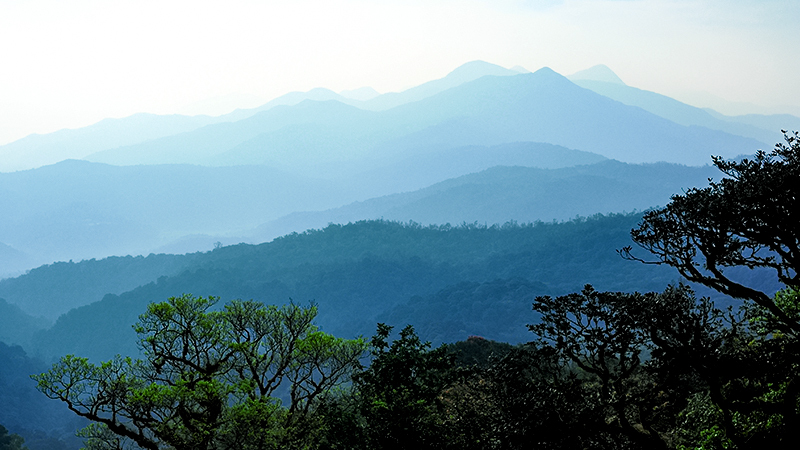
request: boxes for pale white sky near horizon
[1,0,799,146]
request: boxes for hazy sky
[1,0,798,145]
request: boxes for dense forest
[7,213,690,362]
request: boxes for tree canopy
[622,130,799,334]
[0,425,27,450]
[34,295,365,450]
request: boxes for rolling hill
[247,159,719,244]
[24,214,683,362]
[0,113,226,172]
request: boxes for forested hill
[0,342,85,450]
[0,253,203,321]
[21,214,694,362]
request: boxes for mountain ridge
[83,67,766,171]
[247,158,719,244]
[567,64,626,85]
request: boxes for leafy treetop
[34,295,365,450]
[622,131,800,334]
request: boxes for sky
[1,0,799,146]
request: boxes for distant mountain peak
[533,66,558,76]
[567,64,626,86]
[339,86,381,101]
[445,60,520,82]
[358,60,521,111]
[527,66,569,82]
[304,87,340,97]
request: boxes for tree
[34,294,365,450]
[530,285,686,449]
[442,343,606,450]
[0,425,27,450]
[621,130,800,334]
[352,323,459,450]
[619,130,800,448]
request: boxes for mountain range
[3,61,795,173]
[0,60,796,287]
[3,215,684,361]
[248,158,719,244]
[81,67,765,172]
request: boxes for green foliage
[445,335,514,368]
[0,425,27,450]
[749,287,800,337]
[530,285,700,449]
[624,131,800,335]
[77,423,136,450]
[442,343,608,449]
[380,278,545,346]
[19,131,800,448]
[33,213,688,363]
[34,294,365,450]
[528,283,800,449]
[345,324,460,450]
[619,132,800,448]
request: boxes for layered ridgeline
[1,157,722,321]
[2,61,793,173]
[0,342,85,450]
[250,159,720,242]
[0,211,693,449]
[0,150,728,279]
[0,114,229,173]
[10,214,781,364]
[0,298,49,347]
[567,64,800,145]
[0,142,606,278]
[0,161,350,277]
[81,67,764,171]
[0,61,793,449]
[0,60,524,172]
[8,213,772,365]
[2,61,797,279]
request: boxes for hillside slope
[249,159,719,243]
[28,216,686,362]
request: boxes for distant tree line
[26,210,687,364]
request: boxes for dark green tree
[352,323,459,450]
[620,131,800,448]
[0,425,27,450]
[621,130,800,334]
[444,335,514,369]
[530,286,690,449]
[441,343,607,450]
[34,294,365,450]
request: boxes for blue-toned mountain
[0,143,605,278]
[84,68,766,172]
[249,159,719,243]
[25,215,681,362]
[0,113,225,172]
